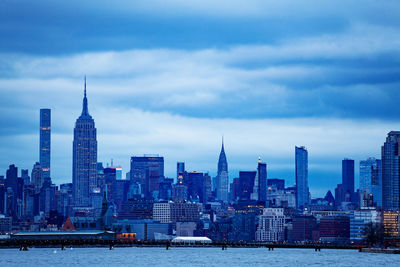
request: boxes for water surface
[0,247,399,266]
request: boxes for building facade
[31,162,43,192]
[170,202,202,223]
[130,155,164,199]
[251,159,267,202]
[319,216,350,243]
[382,131,400,210]
[256,208,285,241]
[258,161,267,202]
[239,171,256,200]
[295,146,309,209]
[382,210,399,237]
[153,202,171,223]
[291,215,317,242]
[72,79,98,207]
[359,158,382,208]
[40,108,51,180]
[342,158,355,202]
[350,208,381,241]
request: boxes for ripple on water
[0,247,399,267]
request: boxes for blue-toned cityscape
[2,1,400,265]
[1,81,400,249]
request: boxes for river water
[0,247,399,266]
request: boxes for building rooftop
[13,230,114,236]
[172,236,212,243]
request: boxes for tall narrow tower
[217,137,228,202]
[40,108,51,180]
[342,158,355,202]
[295,146,309,209]
[72,78,98,207]
[258,159,267,202]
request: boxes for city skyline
[1,1,400,197]
[0,90,394,198]
[2,2,400,259]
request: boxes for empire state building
[72,78,98,207]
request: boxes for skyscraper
[342,158,355,202]
[251,158,267,202]
[382,131,400,210]
[217,138,228,202]
[31,162,43,192]
[5,164,18,217]
[239,171,256,200]
[104,167,117,202]
[258,159,267,201]
[130,155,164,199]
[21,169,30,185]
[187,171,206,203]
[359,157,381,207]
[40,108,51,180]
[295,146,309,209]
[72,78,98,207]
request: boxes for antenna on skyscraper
[84,75,87,97]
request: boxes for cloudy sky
[1,0,400,197]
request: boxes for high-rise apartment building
[217,139,229,202]
[256,208,285,241]
[40,108,51,180]
[72,79,98,207]
[295,146,309,209]
[382,131,400,210]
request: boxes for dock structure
[4,230,116,249]
[0,232,364,251]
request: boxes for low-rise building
[319,216,350,243]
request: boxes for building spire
[80,75,91,119]
[218,136,227,173]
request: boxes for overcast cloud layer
[1,1,400,197]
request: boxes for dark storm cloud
[0,0,378,55]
